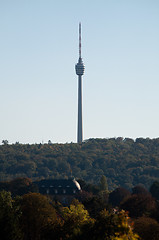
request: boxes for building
[75,23,85,144]
[36,178,81,204]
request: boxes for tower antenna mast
[75,23,85,144]
[79,22,81,58]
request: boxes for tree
[120,194,156,218]
[20,193,60,240]
[150,181,159,200]
[99,175,108,191]
[0,191,22,240]
[82,195,109,218]
[2,140,8,145]
[132,185,150,196]
[61,199,94,239]
[134,216,159,240]
[0,137,159,190]
[109,187,131,207]
[150,200,159,222]
[8,177,33,196]
[112,210,139,240]
[90,209,139,240]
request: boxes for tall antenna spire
[75,23,85,144]
[79,22,81,58]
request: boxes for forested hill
[0,137,159,190]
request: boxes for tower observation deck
[75,23,85,144]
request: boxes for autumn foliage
[0,191,140,240]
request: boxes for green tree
[1,137,159,190]
[0,191,22,240]
[99,175,108,191]
[61,199,94,239]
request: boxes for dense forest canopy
[0,137,159,190]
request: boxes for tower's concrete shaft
[77,75,83,143]
[75,23,85,144]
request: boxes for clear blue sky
[0,0,159,144]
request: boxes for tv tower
[75,23,85,144]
